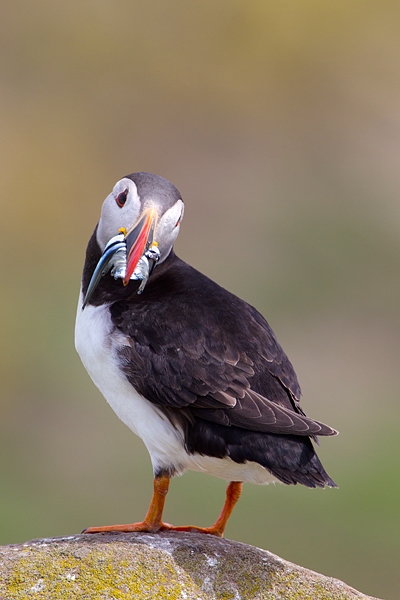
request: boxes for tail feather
[186,419,337,488]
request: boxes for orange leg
[83,475,171,534]
[170,481,243,537]
[83,478,243,538]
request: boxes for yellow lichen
[0,535,374,600]
[4,543,206,600]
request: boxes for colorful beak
[123,207,158,286]
[82,233,125,308]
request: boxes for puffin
[75,172,337,537]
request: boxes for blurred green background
[1,1,399,598]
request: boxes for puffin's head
[83,172,184,306]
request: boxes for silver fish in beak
[82,208,160,308]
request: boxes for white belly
[75,291,278,485]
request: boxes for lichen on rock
[0,532,380,599]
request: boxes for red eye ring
[116,189,128,208]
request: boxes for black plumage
[82,230,337,488]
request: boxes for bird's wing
[113,299,336,438]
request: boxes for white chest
[74,292,187,474]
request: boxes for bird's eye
[116,189,128,208]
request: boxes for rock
[0,532,379,599]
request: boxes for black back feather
[82,235,337,487]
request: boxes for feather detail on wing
[191,390,337,436]
[117,341,337,438]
